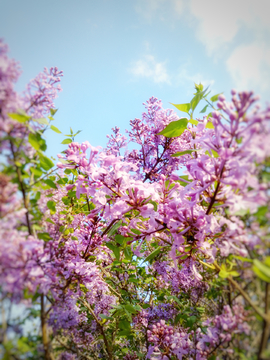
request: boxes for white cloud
[135,0,183,20]
[130,55,170,84]
[189,0,270,55]
[226,42,270,92]
[189,0,270,94]
[176,68,215,89]
[171,0,184,15]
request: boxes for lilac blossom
[1,39,269,359]
[22,66,63,119]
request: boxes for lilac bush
[0,39,270,360]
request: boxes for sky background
[1,0,270,157]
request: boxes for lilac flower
[22,66,63,118]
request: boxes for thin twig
[80,300,113,360]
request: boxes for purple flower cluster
[124,96,192,182]
[147,320,192,360]
[195,304,250,359]
[0,39,21,119]
[23,66,63,119]
[0,39,269,359]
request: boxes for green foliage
[170,102,190,114]
[158,118,188,137]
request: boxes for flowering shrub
[0,39,270,360]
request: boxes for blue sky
[1,0,270,157]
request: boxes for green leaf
[124,304,139,314]
[170,103,190,114]
[28,133,47,152]
[28,133,40,150]
[177,175,192,187]
[17,337,32,353]
[44,179,57,189]
[131,228,141,235]
[194,83,204,92]
[265,257,270,267]
[142,303,151,309]
[123,308,132,321]
[234,208,249,217]
[107,220,122,237]
[50,125,62,134]
[37,232,52,242]
[253,259,270,279]
[124,247,132,260]
[45,218,55,224]
[100,314,113,320]
[73,130,82,137]
[47,200,56,212]
[106,243,120,260]
[254,206,268,218]
[211,150,219,158]
[236,137,243,144]
[179,175,190,181]
[157,118,188,138]
[219,269,230,278]
[35,191,41,200]
[144,247,161,263]
[168,295,181,305]
[40,155,54,170]
[200,105,208,113]
[30,167,43,177]
[233,255,253,263]
[8,112,30,123]
[14,160,22,167]
[115,234,126,245]
[230,271,240,277]
[148,200,158,211]
[33,117,49,125]
[210,93,222,102]
[189,119,199,125]
[206,121,214,129]
[61,138,73,145]
[253,265,270,283]
[190,88,208,112]
[50,108,58,116]
[174,313,182,324]
[67,190,76,199]
[171,149,198,157]
[219,264,230,278]
[187,315,197,328]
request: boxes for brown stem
[30,168,57,187]
[1,298,7,343]
[83,229,95,258]
[258,283,270,359]
[86,195,91,212]
[214,263,268,322]
[228,275,267,321]
[206,175,222,215]
[98,267,122,299]
[9,140,32,235]
[81,300,113,360]
[57,337,93,360]
[101,218,120,237]
[41,294,51,360]
[143,138,172,182]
